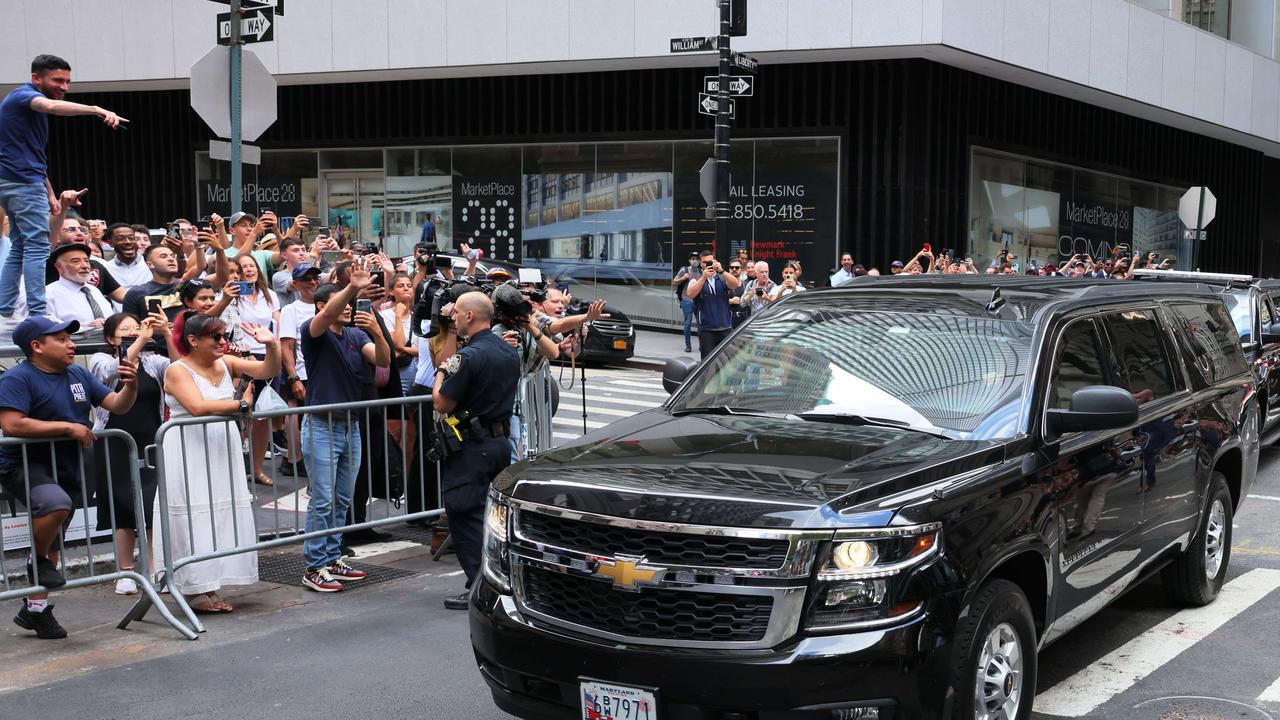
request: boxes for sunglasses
[205,332,230,343]
[728,265,741,270]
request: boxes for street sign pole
[230,0,243,214]
[715,0,731,256]
[1194,187,1206,271]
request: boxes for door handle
[1179,420,1200,432]
[1119,444,1143,461]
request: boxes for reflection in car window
[1049,321,1107,410]
[1103,310,1175,403]
[669,304,1034,440]
[1168,302,1249,388]
[1223,291,1253,343]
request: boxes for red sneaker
[328,560,366,581]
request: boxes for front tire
[1163,471,1233,606]
[950,579,1038,720]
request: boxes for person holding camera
[492,284,559,462]
[297,269,389,592]
[686,249,740,359]
[739,261,776,317]
[768,263,806,302]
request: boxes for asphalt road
[3,375,1280,720]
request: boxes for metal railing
[0,430,198,640]
[123,394,444,635]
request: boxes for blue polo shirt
[0,362,111,481]
[300,320,371,408]
[0,83,49,183]
[692,274,733,331]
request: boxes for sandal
[207,592,234,613]
[188,593,222,614]
[254,473,274,487]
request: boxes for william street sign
[671,36,717,53]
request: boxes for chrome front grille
[508,499,825,649]
[589,319,631,336]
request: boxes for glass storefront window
[969,147,1186,272]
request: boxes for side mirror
[1262,323,1280,345]
[1045,386,1139,441]
[662,356,699,395]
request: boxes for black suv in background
[471,277,1259,720]
[1134,269,1280,443]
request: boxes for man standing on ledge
[433,291,519,609]
[0,55,126,324]
[685,248,741,359]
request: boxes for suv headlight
[481,488,511,593]
[805,523,941,631]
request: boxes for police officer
[432,290,519,610]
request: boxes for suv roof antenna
[986,288,1006,314]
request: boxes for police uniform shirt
[0,362,111,481]
[439,329,520,424]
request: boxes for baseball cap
[292,263,321,279]
[688,251,699,258]
[228,211,257,227]
[1044,263,1059,272]
[890,260,905,268]
[13,317,80,351]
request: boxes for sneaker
[114,577,139,595]
[328,560,367,581]
[302,567,343,593]
[26,556,66,589]
[14,603,68,639]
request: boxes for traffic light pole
[230,0,243,214]
[715,0,731,255]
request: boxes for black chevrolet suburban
[471,276,1259,720]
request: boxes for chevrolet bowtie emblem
[595,556,663,591]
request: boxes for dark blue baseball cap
[13,317,80,352]
[292,263,321,279]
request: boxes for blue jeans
[681,298,695,348]
[0,180,50,316]
[301,416,362,569]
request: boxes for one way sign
[697,93,736,119]
[703,76,754,96]
[217,6,274,44]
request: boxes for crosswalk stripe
[553,416,607,429]
[1034,567,1280,717]
[1248,494,1280,502]
[552,431,577,440]
[592,384,670,399]
[1259,675,1280,703]
[610,380,667,391]
[559,395,662,409]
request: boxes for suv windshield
[670,303,1034,440]
[1222,290,1254,343]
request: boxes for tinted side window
[1260,295,1274,327]
[1102,310,1176,403]
[1168,302,1249,387]
[1049,320,1108,410]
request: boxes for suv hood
[500,411,1004,529]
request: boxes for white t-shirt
[279,299,316,381]
[235,291,278,354]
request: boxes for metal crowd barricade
[0,430,198,640]
[124,394,445,635]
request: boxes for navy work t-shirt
[0,84,48,183]
[439,329,520,425]
[299,320,371,407]
[0,362,111,481]
[692,274,733,331]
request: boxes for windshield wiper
[797,412,951,440]
[671,406,790,419]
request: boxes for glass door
[322,171,385,251]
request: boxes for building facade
[7,0,1280,326]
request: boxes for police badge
[443,354,462,375]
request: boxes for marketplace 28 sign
[1057,198,1133,259]
[198,178,303,218]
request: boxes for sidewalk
[624,328,699,370]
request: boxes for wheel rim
[1205,498,1227,580]
[974,622,1024,720]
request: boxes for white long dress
[155,359,258,595]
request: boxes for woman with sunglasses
[157,311,280,613]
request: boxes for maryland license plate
[581,680,657,720]
[612,339,628,350]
